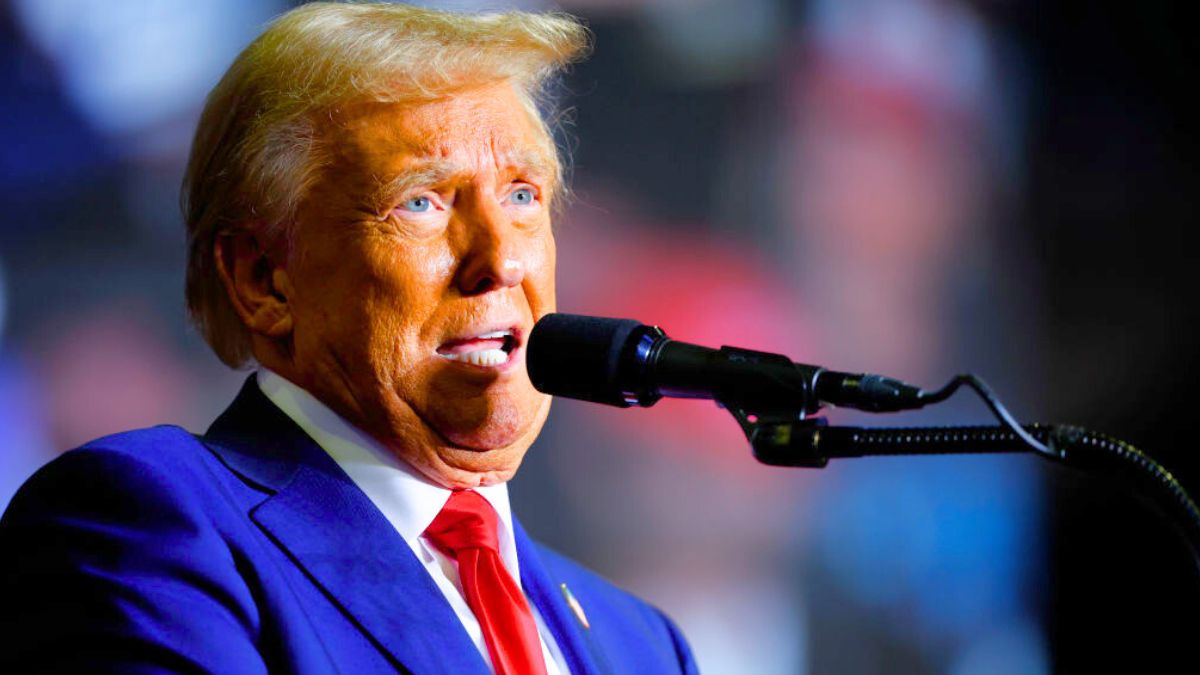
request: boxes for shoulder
[533,543,650,614]
[0,424,243,574]
[15,424,211,485]
[531,543,698,673]
[2,425,219,525]
[0,426,266,669]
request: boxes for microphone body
[527,313,925,415]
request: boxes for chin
[438,416,529,452]
[425,386,549,451]
[431,439,528,488]
[414,389,551,486]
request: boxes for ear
[213,230,294,339]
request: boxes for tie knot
[424,490,500,555]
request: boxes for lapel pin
[560,583,590,630]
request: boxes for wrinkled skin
[219,81,558,488]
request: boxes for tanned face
[262,82,557,488]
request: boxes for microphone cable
[917,373,1054,458]
[797,372,1200,573]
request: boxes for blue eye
[401,196,432,212]
[508,187,536,205]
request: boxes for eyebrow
[368,149,557,214]
[369,160,458,212]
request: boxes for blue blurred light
[808,0,991,113]
[0,357,54,512]
[815,454,1042,640]
[11,0,283,147]
[0,258,7,344]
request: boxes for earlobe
[214,231,294,339]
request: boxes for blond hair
[183,1,589,367]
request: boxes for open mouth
[435,329,519,367]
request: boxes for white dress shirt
[256,369,567,674]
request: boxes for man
[0,3,697,673]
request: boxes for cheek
[359,240,455,323]
[292,239,455,365]
[350,243,455,392]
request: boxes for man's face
[281,82,557,488]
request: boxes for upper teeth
[437,330,513,366]
[442,349,508,366]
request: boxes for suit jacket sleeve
[0,444,267,674]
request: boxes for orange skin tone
[217,81,558,488]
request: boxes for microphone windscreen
[527,313,644,407]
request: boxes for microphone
[526,313,927,415]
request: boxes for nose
[454,197,526,296]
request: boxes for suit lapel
[514,519,609,675]
[203,377,488,675]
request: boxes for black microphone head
[527,313,647,407]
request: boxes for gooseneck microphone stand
[525,313,1200,576]
[725,374,1200,573]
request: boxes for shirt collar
[254,368,519,572]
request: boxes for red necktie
[424,490,548,675]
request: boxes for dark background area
[1008,1,1200,670]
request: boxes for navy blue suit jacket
[0,378,697,674]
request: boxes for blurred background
[1,0,1196,673]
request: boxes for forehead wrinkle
[369,158,460,211]
[506,145,557,181]
[476,108,557,176]
[362,105,559,209]
[373,145,556,209]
